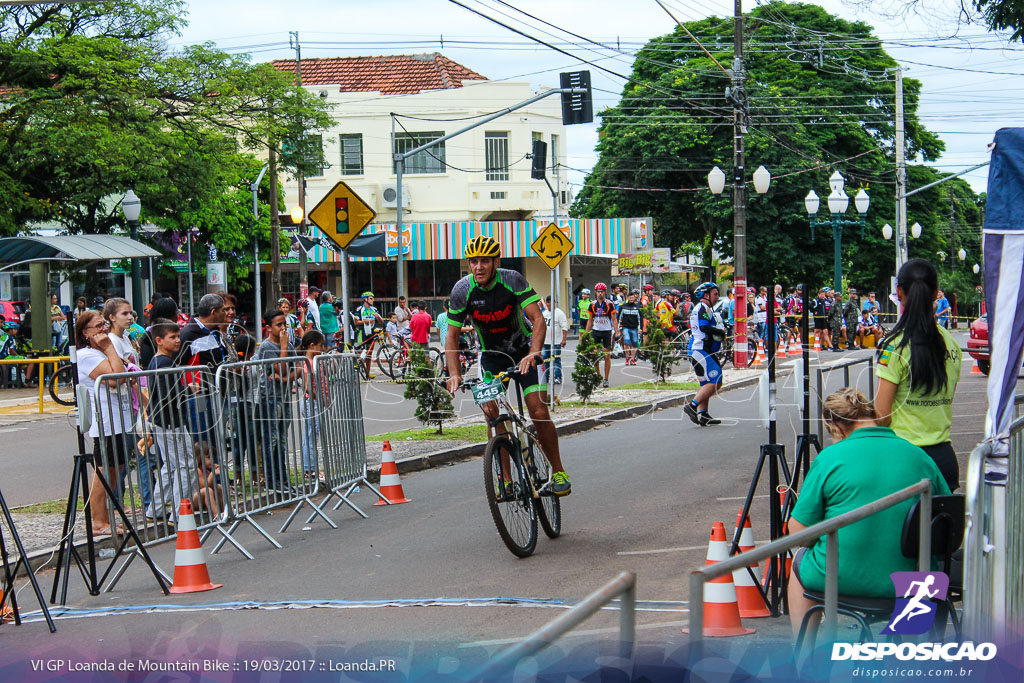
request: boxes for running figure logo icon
[882,571,950,635]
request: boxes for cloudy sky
[175,0,1022,223]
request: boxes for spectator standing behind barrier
[786,387,951,638]
[299,330,325,482]
[935,289,950,329]
[303,286,321,331]
[144,319,199,525]
[810,288,830,350]
[318,291,339,350]
[842,289,861,350]
[227,334,259,488]
[874,259,963,492]
[436,300,450,344]
[409,300,432,347]
[75,310,131,537]
[541,295,569,383]
[140,297,181,369]
[176,294,229,448]
[256,309,297,495]
[827,289,844,352]
[50,293,65,349]
[278,297,299,348]
[394,296,412,335]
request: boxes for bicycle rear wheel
[483,437,537,557]
[375,342,400,378]
[48,363,75,406]
[525,428,561,539]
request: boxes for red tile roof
[270,53,487,95]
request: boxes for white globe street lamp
[708,166,726,195]
[806,170,869,293]
[958,248,967,261]
[911,222,923,239]
[973,263,981,274]
[882,223,893,240]
[804,190,820,216]
[752,165,772,194]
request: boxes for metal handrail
[962,440,994,641]
[814,355,875,444]
[690,479,932,645]
[478,571,636,677]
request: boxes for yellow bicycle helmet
[464,235,501,259]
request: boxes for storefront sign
[617,248,671,274]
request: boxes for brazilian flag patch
[878,346,892,367]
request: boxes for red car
[967,314,989,375]
[0,300,28,329]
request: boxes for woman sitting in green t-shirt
[874,259,962,492]
[787,387,950,639]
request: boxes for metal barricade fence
[92,364,243,590]
[1007,411,1024,638]
[310,352,382,520]
[814,356,875,445]
[210,356,336,556]
[963,441,997,642]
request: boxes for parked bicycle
[460,367,561,558]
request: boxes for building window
[485,131,509,182]
[550,133,559,174]
[532,131,543,143]
[339,134,363,176]
[393,131,445,174]
[490,191,506,200]
[308,134,326,177]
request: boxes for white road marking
[716,494,769,501]
[0,427,27,434]
[463,619,690,647]
[617,545,709,556]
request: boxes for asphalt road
[0,352,1000,679]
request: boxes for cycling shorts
[620,327,639,346]
[591,330,613,350]
[689,348,723,386]
[479,350,545,396]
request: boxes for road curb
[384,371,769,479]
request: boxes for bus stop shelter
[0,235,161,350]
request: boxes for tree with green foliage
[403,346,454,434]
[0,0,333,293]
[571,332,604,403]
[571,2,970,295]
[640,307,678,383]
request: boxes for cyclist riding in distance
[355,291,385,378]
[685,282,726,426]
[445,236,571,496]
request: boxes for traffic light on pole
[335,197,349,234]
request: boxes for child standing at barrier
[256,309,297,496]
[193,441,224,517]
[228,334,260,489]
[145,320,199,526]
[298,330,325,482]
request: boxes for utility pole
[949,191,957,269]
[290,30,309,301]
[269,145,281,303]
[731,0,749,366]
[895,68,908,276]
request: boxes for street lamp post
[121,189,143,317]
[708,163,771,366]
[804,171,869,294]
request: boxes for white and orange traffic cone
[970,359,983,375]
[374,441,410,505]
[793,333,803,355]
[813,333,822,354]
[169,499,221,594]
[756,340,768,366]
[733,511,770,618]
[683,521,756,638]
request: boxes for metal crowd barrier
[92,365,244,589]
[814,356,875,445]
[477,571,636,678]
[1007,410,1024,639]
[962,440,998,642]
[210,356,336,556]
[309,353,383,521]
[690,480,934,649]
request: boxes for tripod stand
[729,286,814,616]
[1,485,56,632]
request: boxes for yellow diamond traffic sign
[307,181,377,250]
[531,222,574,270]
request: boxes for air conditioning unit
[381,183,411,209]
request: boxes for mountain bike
[460,367,561,558]
[340,329,394,380]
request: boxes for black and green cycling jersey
[447,268,540,360]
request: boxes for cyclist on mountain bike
[355,291,384,378]
[445,235,571,496]
[685,282,726,426]
[655,289,677,333]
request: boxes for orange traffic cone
[169,499,221,594]
[733,511,770,618]
[971,360,983,375]
[756,340,768,366]
[374,441,410,505]
[813,333,821,354]
[683,522,755,638]
[793,333,803,355]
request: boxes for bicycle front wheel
[49,363,76,406]
[525,428,561,539]
[483,437,537,558]
[375,342,399,378]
